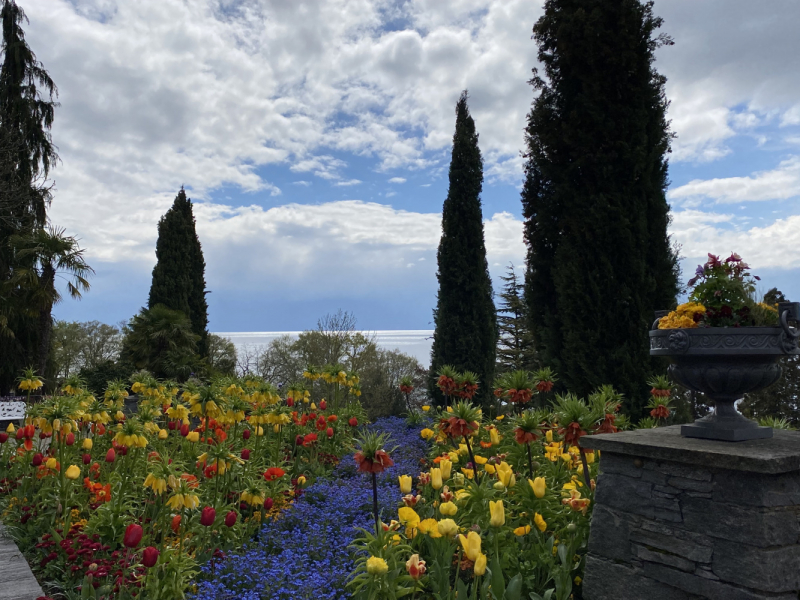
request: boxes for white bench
[0,400,27,424]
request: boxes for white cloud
[334,179,362,187]
[670,210,800,269]
[388,177,407,183]
[293,181,312,186]
[669,156,800,203]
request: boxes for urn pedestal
[581,427,800,599]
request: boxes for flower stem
[579,449,591,489]
[526,442,534,478]
[463,436,480,486]
[372,471,380,534]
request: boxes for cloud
[668,156,800,203]
[388,177,407,183]
[333,179,362,187]
[670,210,800,269]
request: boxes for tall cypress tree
[521,0,678,419]
[496,264,537,373]
[0,0,59,393]
[429,91,497,409]
[148,188,209,357]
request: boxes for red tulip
[32,453,43,466]
[123,523,143,548]
[263,497,273,510]
[326,427,334,439]
[224,511,237,527]
[319,400,327,411]
[142,546,159,568]
[119,445,128,456]
[82,453,91,465]
[0,432,8,444]
[171,514,181,534]
[97,423,106,435]
[105,448,115,463]
[200,506,216,527]
[65,432,75,446]
[168,420,177,430]
[348,417,358,427]
[241,448,251,461]
[180,424,189,437]
[286,398,294,407]
[242,429,251,440]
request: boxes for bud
[65,432,75,446]
[326,427,334,439]
[105,448,116,463]
[167,421,177,430]
[82,453,91,465]
[32,453,43,467]
[142,546,159,568]
[0,432,9,444]
[319,400,327,410]
[348,417,358,427]
[180,424,189,437]
[82,437,93,450]
[241,448,250,461]
[200,506,216,527]
[243,429,251,440]
[263,497,273,510]
[224,511,237,527]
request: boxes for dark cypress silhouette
[429,91,497,409]
[148,188,209,357]
[521,0,679,419]
[0,0,60,393]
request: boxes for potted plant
[650,253,800,441]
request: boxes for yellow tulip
[158,428,168,439]
[297,475,306,486]
[46,457,57,469]
[82,438,93,450]
[490,428,500,445]
[530,477,546,499]
[474,455,488,465]
[489,500,505,528]
[448,451,459,463]
[398,506,420,529]
[420,428,435,440]
[439,501,458,516]
[398,475,412,494]
[310,403,317,410]
[422,405,431,412]
[546,429,553,443]
[440,459,452,480]
[484,464,496,475]
[65,465,80,480]
[534,513,547,532]
[514,525,531,536]
[437,518,458,537]
[430,468,443,490]
[474,552,487,576]
[585,451,595,464]
[446,407,453,413]
[458,444,468,456]
[366,556,388,575]
[461,468,474,480]
[495,415,504,421]
[186,432,199,443]
[5,423,14,433]
[458,531,481,561]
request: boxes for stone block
[681,496,800,547]
[633,544,696,572]
[594,472,654,517]
[629,526,713,563]
[667,475,715,493]
[586,503,638,562]
[712,539,800,593]
[643,562,798,600]
[712,470,800,507]
[583,555,698,600]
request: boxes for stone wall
[582,429,800,600]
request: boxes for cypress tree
[429,91,497,409]
[148,188,209,356]
[496,264,537,373]
[521,0,678,419]
[0,0,59,392]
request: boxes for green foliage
[741,355,800,425]
[148,187,209,356]
[206,334,236,376]
[0,0,60,393]
[430,91,497,409]
[120,304,199,381]
[521,0,679,420]
[78,360,133,397]
[496,264,537,373]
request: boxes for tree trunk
[36,264,55,378]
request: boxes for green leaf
[457,576,469,599]
[490,557,506,600]
[504,574,522,600]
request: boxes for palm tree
[11,225,93,376]
[120,304,199,381]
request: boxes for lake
[214,330,434,365]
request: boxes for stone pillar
[581,426,800,600]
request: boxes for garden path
[0,524,44,600]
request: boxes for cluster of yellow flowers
[658,302,706,329]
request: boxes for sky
[19,0,800,332]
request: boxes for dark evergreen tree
[0,0,59,393]
[148,187,209,356]
[429,91,497,409]
[521,0,679,419]
[496,264,537,373]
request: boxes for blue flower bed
[192,417,429,600]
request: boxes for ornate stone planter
[650,302,800,441]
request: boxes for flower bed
[191,416,429,600]
[0,373,364,599]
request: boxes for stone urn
[649,301,800,441]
